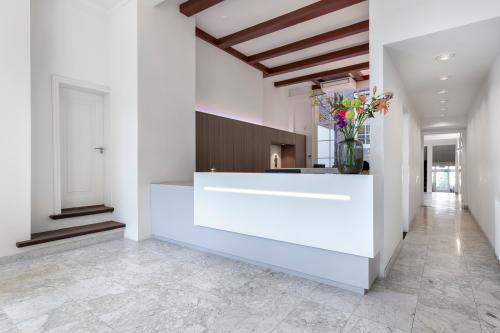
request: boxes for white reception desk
[151,172,379,293]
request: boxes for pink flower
[338,109,348,117]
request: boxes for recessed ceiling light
[435,53,456,61]
[439,75,451,81]
[438,89,448,94]
[440,100,448,104]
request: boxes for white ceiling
[424,133,460,141]
[386,17,500,128]
[195,0,369,83]
[83,0,125,10]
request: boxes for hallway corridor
[0,205,498,332]
[382,205,500,332]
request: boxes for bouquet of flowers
[313,86,393,173]
[319,86,393,141]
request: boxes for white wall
[370,0,500,275]
[377,51,411,273]
[196,38,264,125]
[0,0,31,257]
[467,53,500,249]
[28,0,196,242]
[403,106,423,231]
[108,0,139,241]
[30,0,141,238]
[30,0,110,233]
[262,79,290,131]
[137,0,196,241]
[196,37,312,135]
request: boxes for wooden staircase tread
[50,205,114,220]
[16,221,125,248]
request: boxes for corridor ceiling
[386,17,500,129]
[179,0,370,88]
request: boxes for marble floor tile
[249,270,319,299]
[477,303,500,332]
[353,289,418,332]
[272,300,351,333]
[223,277,306,322]
[418,275,477,314]
[208,303,284,333]
[1,195,499,332]
[342,315,406,333]
[2,288,70,324]
[412,302,482,333]
[0,310,19,333]
[307,284,362,313]
[15,302,114,333]
[374,263,423,295]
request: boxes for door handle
[94,147,105,154]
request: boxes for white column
[426,145,433,193]
[455,144,459,194]
[0,0,32,257]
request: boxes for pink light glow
[195,106,263,126]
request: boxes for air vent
[320,77,357,93]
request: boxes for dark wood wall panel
[196,112,307,172]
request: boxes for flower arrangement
[313,86,393,174]
[317,86,393,141]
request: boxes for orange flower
[359,95,367,102]
[356,107,363,113]
[377,98,389,114]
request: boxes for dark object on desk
[265,169,301,173]
[313,164,325,168]
[362,161,370,175]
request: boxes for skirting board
[381,238,404,279]
[469,208,499,262]
[0,229,123,266]
[153,235,366,294]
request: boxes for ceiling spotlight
[440,100,448,104]
[438,89,447,94]
[439,75,451,81]
[435,53,456,61]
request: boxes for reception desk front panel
[194,172,374,258]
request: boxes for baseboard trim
[152,235,366,294]
[381,238,404,279]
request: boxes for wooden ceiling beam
[274,62,369,87]
[264,43,369,78]
[196,28,270,74]
[217,0,366,49]
[350,71,364,81]
[180,0,224,17]
[247,20,369,64]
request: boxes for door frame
[52,75,110,215]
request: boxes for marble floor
[1,205,499,332]
[423,192,461,209]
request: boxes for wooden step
[16,221,125,248]
[49,205,114,220]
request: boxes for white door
[60,87,104,208]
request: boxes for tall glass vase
[337,139,364,174]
